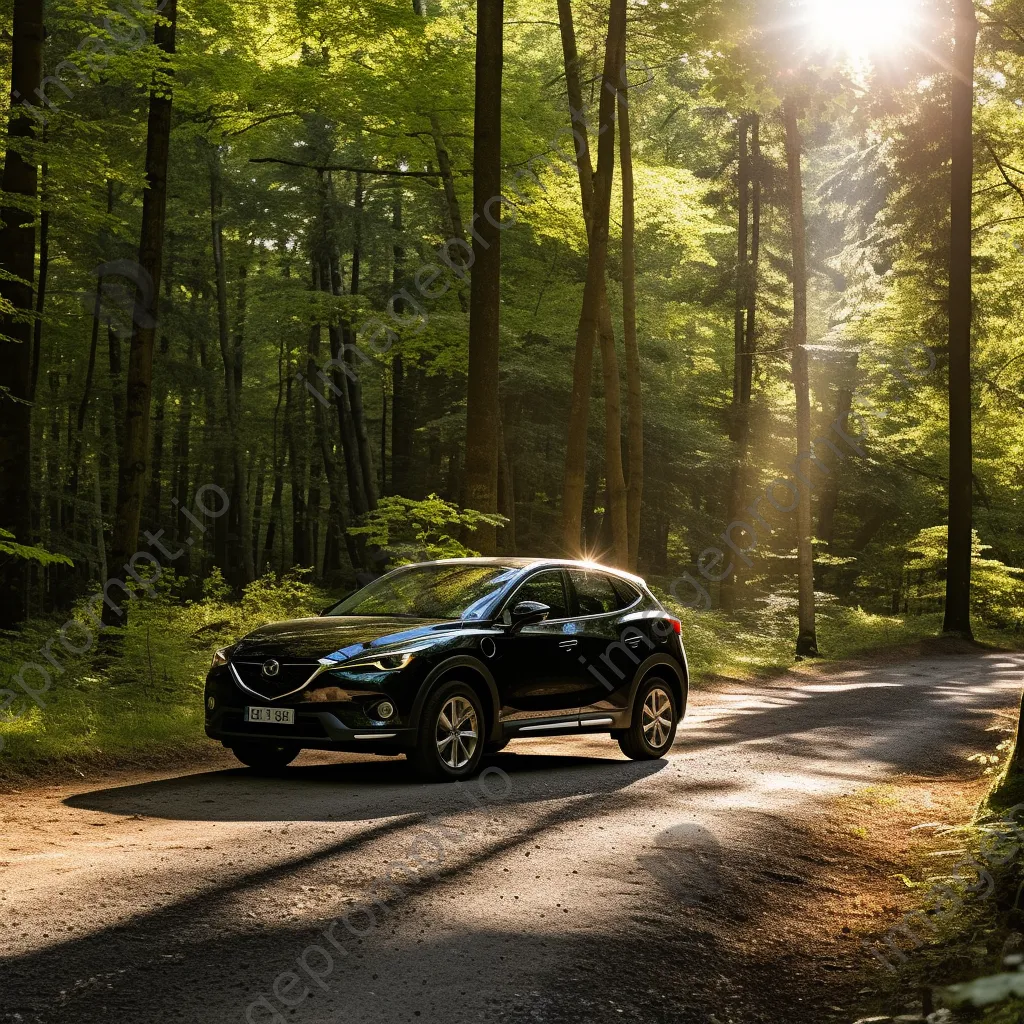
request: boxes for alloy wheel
[641,686,673,749]
[435,695,479,769]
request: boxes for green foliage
[907,527,1024,630]
[0,528,73,568]
[349,495,508,565]
[0,571,330,775]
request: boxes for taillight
[667,618,682,635]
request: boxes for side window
[569,570,620,617]
[505,571,569,621]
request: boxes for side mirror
[509,600,550,634]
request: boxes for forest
[2,0,1024,666]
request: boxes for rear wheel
[409,680,485,782]
[230,742,300,774]
[617,679,678,760]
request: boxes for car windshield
[326,564,519,620]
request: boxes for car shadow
[64,749,667,822]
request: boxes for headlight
[211,647,230,670]
[336,650,418,673]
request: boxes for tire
[409,680,486,782]
[617,678,678,761]
[484,738,510,755]
[230,742,301,774]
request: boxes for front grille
[230,659,320,699]
[221,711,330,739]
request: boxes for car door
[491,569,588,723]
[566,569,643,716]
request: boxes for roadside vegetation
[848,747,1024,1023]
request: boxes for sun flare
[803,0,921,60]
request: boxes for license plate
[245,706,295,725]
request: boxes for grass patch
[0,569,329,780]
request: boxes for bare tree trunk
[783,97,818,657]
[105,0,178,625]
[943,0,978,638]
[463,0,503,550]
[210,150,254,586]
[557,0,627,556]
[0,0,44,627]
[619,74,643,572]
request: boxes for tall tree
[943,0,978,638]
[721,114,751,613]
[619,60,643,572]
[783,97,818,657]
[558,0,628,558]
[210,146,255,585]
[104,0,179,624]
[0,0,44,627]
[463,0,504,554]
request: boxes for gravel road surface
[1,650,1021,1024]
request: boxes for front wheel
[617,679,678,761]
[230,742,301,774]
[409,680,485,782]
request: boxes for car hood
[231,616,462,661]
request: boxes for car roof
[399,557,649,589]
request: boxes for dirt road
[1,649,1021,1024]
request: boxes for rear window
[569,570,620,617]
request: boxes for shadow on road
[65,751,667,822]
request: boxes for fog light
[377,701,395,720]
[207,696,215,711]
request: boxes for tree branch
[983,137,1024,206]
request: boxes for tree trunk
[307,309,357,573]
[285,371,309,567]
[262,334,285,572]
[105,0,178,625]
[943,0,978,638]
[721,116,751,613]
[0,0,44,627]
[746,114,761,402]
[430,113,470,313]
[558,0,627,556]
[210,150,254,586]
[1007,688,1024,780]
[619,72,643,572]
[66,282,103,545]
[463,0,504,550]
[30,159,49,402]
[783,97,818,657]
[337,173,377,510]
[390,188,413,496]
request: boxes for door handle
[625,636,643,649]
[558,639,579,650]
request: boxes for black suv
[204,558,688,781]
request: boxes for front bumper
[205,704,417,751]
